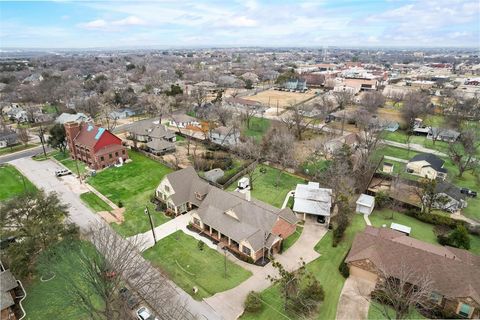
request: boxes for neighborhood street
[8,156,222,320]
[0,145,51,164]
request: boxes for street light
[144,206,157,244]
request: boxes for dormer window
[225,209,239,220]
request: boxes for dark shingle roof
[409,153,445,171]
[435,182,466,201]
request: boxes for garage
[349,265,378,283]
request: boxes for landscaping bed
[143,231,252,300]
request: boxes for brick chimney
[64,121,81,158]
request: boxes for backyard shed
[356,194,375,215]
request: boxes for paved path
[451,211,480,226]
[363,214,372,226]
[336,276,376,320]
[383,155,409,163]
[8,157,222,320]
[281,190,294,209]
[382,140,447,157]
[128,212,193,251]
[85,184,118,209]
[204,222,327,320]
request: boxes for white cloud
[79,19,108,29]
[112,16,145,26]
[226,16,257,27]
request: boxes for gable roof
[73,123,119,149]
[163,167,211,207]
[346,226,480,303]
[409,153,445,172]
[56,112,88,124]
[197,188,297,251]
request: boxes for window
[122,150,125,155]
[430,292,442,304]
[242,245,251,256]
[164,185,170,192]
[100,156,104,161]
[458,303,471,318]
[109,153,112,159]
[115,152,118,156]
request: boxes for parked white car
[55,169,72,177]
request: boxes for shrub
[117,201,124,208]
[446,225,470,249]
[197,240,205,251]
[244,291,262,313]
[375,191,391,209]
[404,209,463,228]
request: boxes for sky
[0,0,479,49]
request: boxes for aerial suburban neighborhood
[0,1,479,320]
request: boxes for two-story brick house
[64,121,128,170]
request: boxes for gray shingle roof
[409,153,445,172]
[165,167,211,207]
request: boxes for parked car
[316,215,326,224]
[119,287,139,310]
[460,188,477,198]
[136,306,158,320]
[55,169,72,177]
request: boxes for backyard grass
[243,117,271,140]
[143,231,252,300]
[282,225,303,252]
[79,192,112,212]
[241,215,366,320]
[175,134,185,141]
[23,240,101,320]
[227,164,305,208]
[87,150,172,237]
[0,164,37,201]
[0,143,39,156]
[368,301,426,320]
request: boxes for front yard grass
[87,150,172,237]
[23,240,101,320]
[241,215,366,320]
[227,164,305,208]
[143,231,252,300]
[0,164,37,201]
[79,191,112,212]
[52,151,88,175]
[368,301,426,319]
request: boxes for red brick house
[64,122,128,170]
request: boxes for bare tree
[401,92,430,134]
[240,105,257,130]
[389,91,405,108]
[214,104,232,126]
[360,91,386,113]
[235,137,263,191]
[414,178,449,214]
[191,86,207,108]
[40,224,191,320]
[282,102,324,140]
[368,263,434,320]
[17,127,29,145]
[333,91,354,110]
[264,128,296,186]
[447,129,479,178]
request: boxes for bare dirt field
[162,140,208,168]
[244,89,316,108]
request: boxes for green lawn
[370,209,480,255]
[368,301,426,320]
[227,164,305,208]
[0,143,39,156]
[23,240,101,320]
[243,117,271,140]
[282,225,303,252]
[300,159,331,176]
[87,150,172,237]
[52,151,88,175]
[241,215,367,320]
[79,192,112,212]
[42,104,58,114]
[175,134,185,141]
[0,164,37,201]
[377,145,419,161]
[143,231,252,300]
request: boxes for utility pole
[38,124,47,158]
[144,206,157,244]
[74,158,82,184]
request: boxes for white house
[356,194,375,215]
[293,182,332,224]
[169,114,201,129]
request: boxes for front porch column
[228,238,231,245]
[209,226,212,234]
[304,212,306,220]
[218,230,221,238]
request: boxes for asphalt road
[0,145,52,164]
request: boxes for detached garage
[356,194,375,215]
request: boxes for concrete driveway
[204,221,327,320]
[336,276,376,320]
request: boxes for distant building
[355,194,375,215]
[0,128,18,148]
[109,108,136,120]
[406,153,447,180]
[64,122,128,170]
[169,114,201,129]
[282,79,307,92]
[210,126,240,146]
[56,113,90,124]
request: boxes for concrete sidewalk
[336,276,375,320]
[382,140,447,157]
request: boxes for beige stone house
[406,153,448,180]
[346,226,480,319]
[156,167,298,262]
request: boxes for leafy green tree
[244,291,262,313]
[0,191,76,277]
[165,84,183,96]
[244,79,253,89]
[448,225,470,249]
[47,123,67,153]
